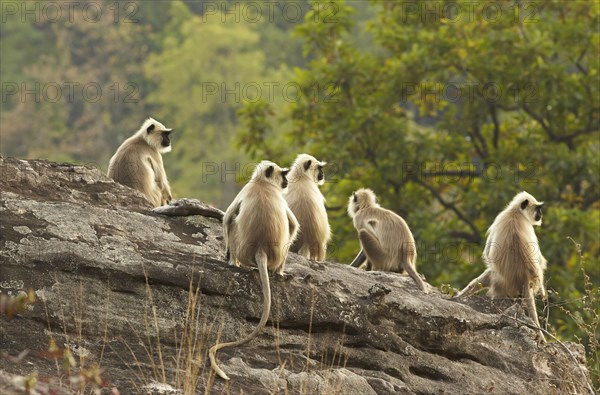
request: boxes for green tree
[145,1,298,207]
[239,0,599,380]
[0,0,152,165]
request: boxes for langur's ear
[520,199,529,210]
[147,124,155,134]
[304,160,312,171]
[353,192,357,203]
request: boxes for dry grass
[0,283,119,394]
[114,267,352,394]
[559,238,599,391]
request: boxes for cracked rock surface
[0,156,592,394]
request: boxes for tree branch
[573,45,589,75]
[522,104,556,140]
[422,170,482,178]
[522,104,598,150]
[449,231,482,244]
[410,177,482,245]
[515,0,531,43]
[471,123,489,158]
[564,125,599,141]
[490,104,500,149]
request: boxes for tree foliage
[0,0,152,163]
[238,0,600,371]
[0,0,304,206]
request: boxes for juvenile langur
[211,161,299,380]
[107,118,173,207]
[284,153,331,261]
[455,191,547,342]
[348,188,426,292]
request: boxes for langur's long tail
[208,250,272,380]
[350,249,367,267]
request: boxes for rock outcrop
[0,157,593,394]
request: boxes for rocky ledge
[0,157,592,394]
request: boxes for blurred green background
[1,0,598,380]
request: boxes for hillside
[0,157,593,394]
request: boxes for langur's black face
[161,131,171,147]
[534,204,543,222]
[317,165,324,181]
[260,162,288,189]
[281,170,289,189]
[521,198,544,224]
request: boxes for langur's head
[252,160,289,190]
[139,117,173,154]
[348,188,378,218]
[288,153,327,186]
[511,191,544,226]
